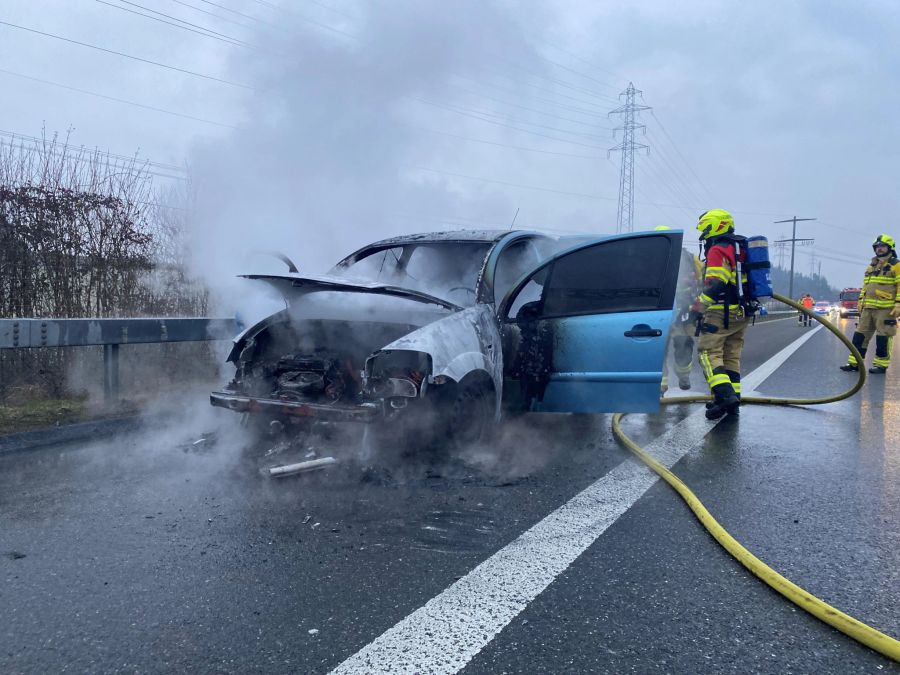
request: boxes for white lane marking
[330,326,824,675]
[742,324,822,392]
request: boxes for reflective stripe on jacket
[861,255,900,310]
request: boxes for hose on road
[613,292,900,662]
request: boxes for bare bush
[0,129,212,404]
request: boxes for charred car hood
[227,274,461,363]
[241,273,462,311]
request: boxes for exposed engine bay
[224,317,423,409]
[261,351,355,405]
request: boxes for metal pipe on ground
[268,456,337,478]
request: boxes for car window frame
[499,232,681,322]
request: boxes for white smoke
[183,1,566,321]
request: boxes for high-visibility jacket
[697,238,748,313]
[801,296,814,309]
[861,255,900,310]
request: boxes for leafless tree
[0,129,210,402]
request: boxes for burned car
[210,229,683,450]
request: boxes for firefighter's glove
[688,309,705,324]
[891,306,900,318]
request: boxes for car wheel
[438,377,495,452]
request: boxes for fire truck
[838,287,861,318]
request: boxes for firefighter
[656,226,701,392]
[840,234,900,374]
[671,246,704,390]
[691,209,749,419]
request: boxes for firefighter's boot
[869,335,891,374]
[705,382,740,420]
[840,332,866,372]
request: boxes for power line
[434,97,610,140]
[409,125,602,159]
[0,20,255,90]
[0,68,238,129]
[114,0,255,42]
[636,161,696,220]
[194,0,269,23]
[805,244,868,264]
[0,140,188,182]
[250,0,358,24]
[451,75,612,122]
[642,126,707,203]
[0,129,188,173]
[642,133,707,206]
[409,97,609,149]
[496,59,621,105]
[527,32,625,83]
[95,0,252,48]
[168,0,264,31]
[622,159,688,226]
[648,111,715,202]
[816,220,862,234]
[470,69,613,113]
[238,0,359,39]
[411,162,792,219]
[448,82,613,130]
[532,52,622,92]
[410,166,616,202]
[97,0,256,48]
[796,249,860,267]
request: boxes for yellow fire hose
[613,292,900,662]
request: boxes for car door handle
[624,326,662,338]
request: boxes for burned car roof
[364,230,512,246]
[333,229,533,270]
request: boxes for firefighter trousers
[698,310,749,394]
[847,308,897,370]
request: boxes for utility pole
[608,83,650,233]
[774,216,816,300]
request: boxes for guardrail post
[103,344,120,402]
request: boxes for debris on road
[268,456,337,478]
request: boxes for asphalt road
[1,314,898,674]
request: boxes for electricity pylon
[609,82,650,233]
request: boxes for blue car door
[499,230,683,413]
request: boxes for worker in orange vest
[799,293,815,326]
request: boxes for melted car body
[210,229,684,448]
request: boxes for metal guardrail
[0,318,237,400]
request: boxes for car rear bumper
[210,391,381,422]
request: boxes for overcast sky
[3,0,899,291]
